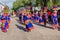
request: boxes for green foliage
[57,1,60,6]
[47,0,53,8]
[13,0,31,11]
[36,0,44,6]
[13,0,60,11]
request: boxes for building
[0,2,5,13]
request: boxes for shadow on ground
[58,22,60,31]
[58,27,60,31]
[16,18,25,25]
[34,22,53,29]
[16,24,26,32]
[15,18,60,31]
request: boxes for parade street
[0,17,60,40]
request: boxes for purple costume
[52,13,58,25]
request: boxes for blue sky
[0,0,16,9]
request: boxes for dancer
[52,10,59,29]
[23,13,27,24]
[1,6,11,32]
[34,11,39,22]
[5,13,10,29]
[1,18,9,32]
[39,10,44,25]
[43,6,48,26]
[25,13,34,32]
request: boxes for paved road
[0,17,60,40]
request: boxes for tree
[13,0,60,11]
[57,1,60,6]
[36,0,44,6]
[47,0,53,8]
[13,0,31,11]
[13,0,25,11]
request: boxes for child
[52,10,59,29]
[23,13,27,24]
[34,11,39,22]
[5,14,10,29]
[25,13,34,32]
[43,8,48,26]
[1,18,9,33]
[21,9,26,23]
[39,10,44,25]
[48,10,52,23]
[3,13,10,29]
